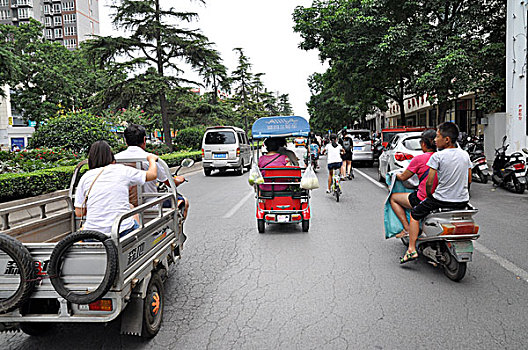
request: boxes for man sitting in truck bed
[116,124,189,220]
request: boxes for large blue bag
[384,173,414,239]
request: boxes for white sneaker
[326,189,331,193]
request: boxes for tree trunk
[398,74,406,126]
[154,0,172,151]
[398,100,406,126]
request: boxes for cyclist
[321,133,344,193]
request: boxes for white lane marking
[223,190,255,218]
[474,241,528,283]
[354,168,387,189]
[356,167,528,283]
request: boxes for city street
[2,156,528,349]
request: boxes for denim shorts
[327,162,342,170]
[120,220,139,237]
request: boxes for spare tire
[0,233,37,314]
[48,230,118,305]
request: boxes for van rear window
[205,131,236,144]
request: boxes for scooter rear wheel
[443,251,467,282]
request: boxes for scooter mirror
[181,158,195,168]
[502,135,507,144]
[523,148,528,154]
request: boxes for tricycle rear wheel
[257,219,265,233]
[302,220,309,232]
[141,272,164,338]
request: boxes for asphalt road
[2,155,528,349]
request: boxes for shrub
[173,127,205,150]
[29,111,119,153]
[0,166,79,202]
[160,151,202,167]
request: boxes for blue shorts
[162,195,186,209]
[327,162,342,170]
[120,220,139,237]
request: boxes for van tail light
[394,152,414,161]
[513,163,525,170]
[441,223,479,235]
[201,149,204,157]
[236,148,240,157]
[89,299,113,311]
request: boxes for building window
[53,15,61,26]
[64,38,77,48]
[44,16,51,26]
[54,28,62,38]
[0,0,8,7]
[0,9,9,20]
[45,28,52,39]
[44,4,50,14]
[63,13,75,23]
[18,0,32,5]
[18,8,31,19]
[64,26,75,36]
[62,1,74,11]
[52,3,60,13]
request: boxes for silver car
[348,129,374,166]
[378,132,424,183]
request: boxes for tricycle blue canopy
[251,116,310,139]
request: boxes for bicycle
[331,168,342,202]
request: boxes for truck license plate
[453,241,474,254]
[214,153,227,159]
[277,215,289,223]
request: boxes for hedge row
[0,151,202,203]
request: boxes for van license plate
[214,153,227,159]
[277,215,289,223]
[453,241,474,254]
[353,146,362,151]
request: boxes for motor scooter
[492,136,526,194]
[464,136,489,184]
[401,205,480,281]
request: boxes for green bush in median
[173,127,205,150]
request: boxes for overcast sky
[99,0,326,118]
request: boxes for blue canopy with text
[251,116,310,139]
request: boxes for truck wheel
[204,168,212,176]
[0,233,37,314]
[257,219,265,233]
[141,272,164,338]
[19,322,55,336]
[48,230,118,304]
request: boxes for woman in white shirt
[74,141,158,237]
[321,134,344,193]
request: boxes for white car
[378,132,424,183]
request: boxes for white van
[202,126,252,176]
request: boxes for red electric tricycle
[251,116,313,233]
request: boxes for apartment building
[0,0,99,150]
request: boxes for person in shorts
[401,122,472,263]
[390,130,438,238]
[340,131,353,179]
[321,134,344,193]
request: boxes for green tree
[230,48,254,131]
[85,0,215,150]
[277,94,293,115]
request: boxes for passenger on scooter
[401,122,472,263]
[259,138,292,191]
[390,130,438,238]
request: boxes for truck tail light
[89,299,113,311]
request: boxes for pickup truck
[0,157,191,338]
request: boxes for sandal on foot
[395,230,409,239]
[400,250,418,264]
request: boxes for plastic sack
[300,165,320,190]
[384,172,414,239]
[248,160,264,186]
